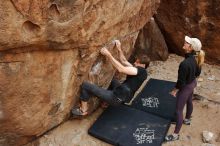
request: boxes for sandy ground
[27,54,220,146]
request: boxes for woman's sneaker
[183,118,191,125]
[165,134,179,142]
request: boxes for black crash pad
[131,78,176,121]
[88,105,170,146]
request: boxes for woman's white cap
[185,36,202,51]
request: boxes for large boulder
[135,17,169,61]
[0,0,160,145]
[155,0,220,64]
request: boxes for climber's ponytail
[196,50,205,67]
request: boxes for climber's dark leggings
[80,79,122,106]
[174,79,197,134]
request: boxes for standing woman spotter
[165,36,205,142]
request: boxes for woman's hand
[100,47,111,57]
[170,88,179,97]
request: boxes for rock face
[135,17,169,61]
[0,0,160,145]
[155,0,220,64]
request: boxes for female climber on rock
[71,40,148,116]
[165,36,205,142]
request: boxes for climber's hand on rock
[100,47,111,56]
[114,40,121,49]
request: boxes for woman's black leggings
[174,79,197,134]
[80,80,122,106]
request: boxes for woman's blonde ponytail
[196,50,205,67]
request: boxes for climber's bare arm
[100,47,137,75]
[114,40,133,67]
